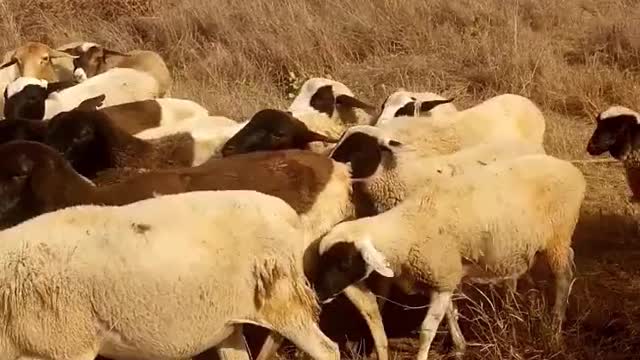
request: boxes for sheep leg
[343,283,388,360]
[217,325,251,360]
[254,333,284,360]
[445,298,466,358]
[544,244,575,339]
[415,290,452,360]
[275,321,339,360]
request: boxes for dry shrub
[1,0,640,359]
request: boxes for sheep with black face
[586,105,640,200]
[221,109,337,156]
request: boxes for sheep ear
[382,139,403,150]
[76,94,106,111]
[304,129,338,144]
[0,57,17,69]
[418,98,455,113]
[335,94,376,112]
[49,49,78,59]
[309,85,335,117]
[103,48,130,58]
[357,236,394,277]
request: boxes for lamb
[314,154,586,360]
[70,43,172,96]
[135,108,339,159]
[329,125,545,212]
[375,89,457,126]
[4,70,161,120]
[586,105,640,201]
[374,93,547,152]
[0,189,339,360]
[220,109,339,157]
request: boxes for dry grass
[2,0,640,359]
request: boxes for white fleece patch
[73,68,88,82]
[5,77,48,98]
[80,42,100,52]
[599,105,640,124]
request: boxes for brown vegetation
[2,0,640,359]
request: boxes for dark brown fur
[44,109,194,178]
[0,142,337,229]
[99,99,163,134]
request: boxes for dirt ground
[2,0,640,359]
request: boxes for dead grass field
[2,0,640,359]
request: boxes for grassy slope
[3,0,640,358]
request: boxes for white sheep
[72,44,172,96]
[314,154,586,360]
[375,93,547,152]
[5,70,161,120]
[330,124,545,213]
[375,89,457,126]
[0,190,339,360]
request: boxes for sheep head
[330,125,402,179]
[0,42,78,81]
[375,90,455,125]
[314,234,394,303]
[221,109,337,157]
[587,106,640,160]
[289,78,376,125]
[45,111,112,177]
[71,45,130,79]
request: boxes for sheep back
[0,190,315,359]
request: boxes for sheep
[586,105,640,201]
[3,77,78,120]
[314,154,586,360]
[7,68,159,119]
[375,89,457,126]
[289,77,376,124]
[71,43,172,96]
[0,138,384,360]
[4,69,161,120]
[41,107,196,180]
[220,109,339,157]
[135,108,339,159]
[3,80,210,135]
[0,41,80,115]
[375,93,547,151]
[329,125,545,213]
[0,189,339,360]
[0,141,352,237]
[287,77,377,145]
[0,41,78,81]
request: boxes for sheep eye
[42,56,49,62]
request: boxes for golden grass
[2,0,640,359]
